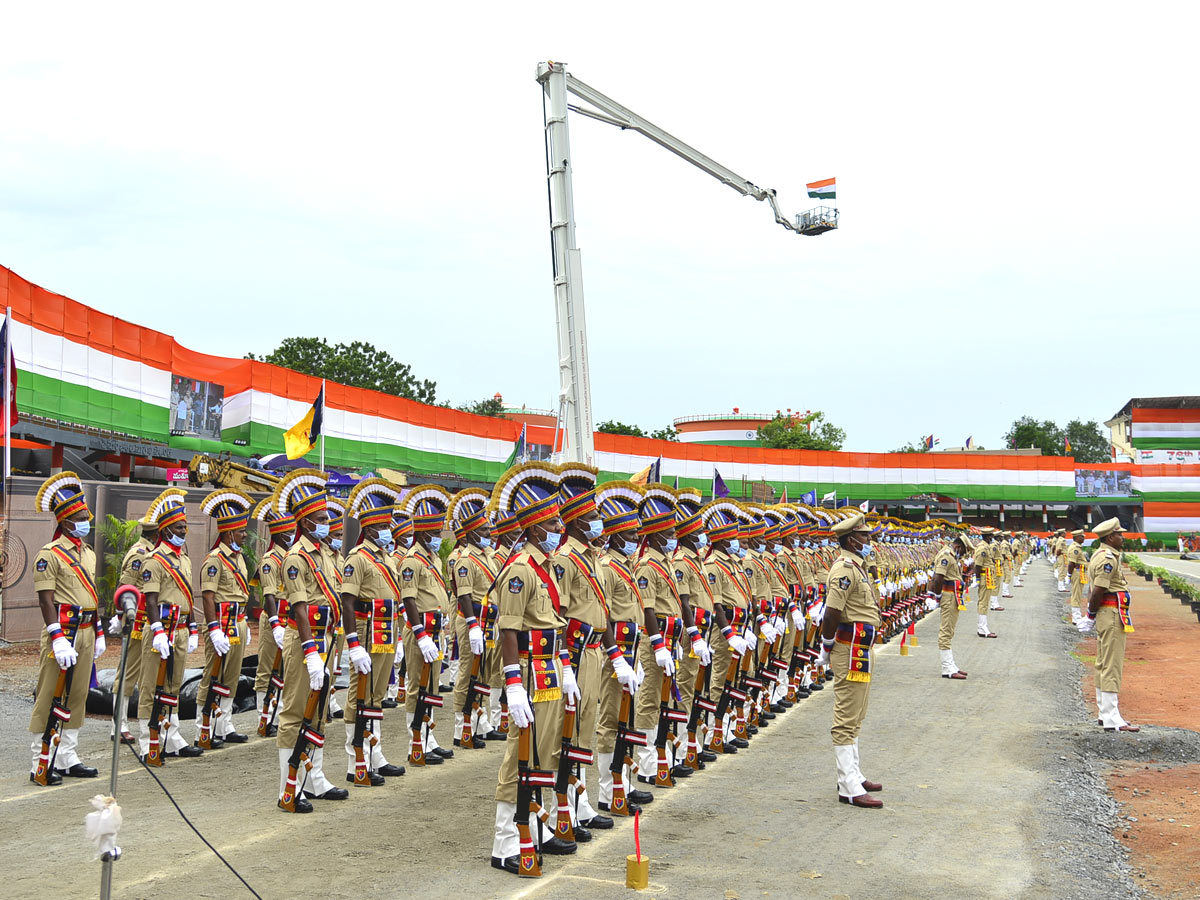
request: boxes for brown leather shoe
[977,632,998,639]
[861,779,883,792]
[838,793,883,809]
[942,671,968,680]
[1105,724,1140,733]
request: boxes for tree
[649,426,679,442]
[457,397,506,417]
[891,438,930,453]
[247,337,437,404]
[1003,416,1109,461]
[1063,419,1110,463]
[757,411,846,451]
[597,420,646,437]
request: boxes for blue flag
[835,498,849,508]
[504,423,527,468]
[712,467,731,499]
[801,490,816,505]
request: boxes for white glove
[151,628,171,659]
[417,633,439,663]
[394,641,405,664]
[925,597,938,613]
[691,636,712,666]
[348,643,372,674]
[633,662,646,691]
[108,615,122,636]
[468,625,485,657]
[93,633,106,660]
[272,624,286,648]
[304,652,325,690]
[187,632,199,654]
[816,646,831,668]
[506,684,533,729]
[744,628,758,650]
[611,653,636,690]
[1077,616,1095,634]
[653,644,675,677]
[562,664,581,704]
[728,634,748,656]
[210,628,231,657]
[790,608,805,630]
[810,603,825,626]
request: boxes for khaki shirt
[496,545,565,633]
[552,535,608,628]
[119,536,155,586]
[1066,542,1087,572]
[933,545,963,583]
[140,545,195,615]
[743,551,770,602]
[708,549,751,613]
[1087,546,1127,592]
[826,549,881,627]
[258,544,287,600]
[672,548,713,613]
[32,535,99,610]
[598,550,643,623]
[451,544,499,604]
[282,535,340,611]
[342,539,403,603]
[398,544,448,614]
[199,543,250,606]
[635,546,681,617]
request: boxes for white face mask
[791,538,801,549]
[230,541,241,552]
[772,543,784,554]
[663,538,678,554]
[859,542,874,557]
[404,535,414,549]
[376,528,393,547]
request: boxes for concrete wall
[0,477,272,643]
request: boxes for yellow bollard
[626,855,649,890]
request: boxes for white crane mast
[536,61,832,464]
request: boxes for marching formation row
[29,465,1123,879]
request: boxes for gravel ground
[0,559,1189,899]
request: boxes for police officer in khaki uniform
[671,490,716,763]
[29,473,102,784]
[489,463,574,874]
[930,532,971,679]
[275,469,348,811]
[108,515,156,744]
[252,498,294,734]
[818,512,884,809]
[1065,529,1088,625]
[194,489,254,748]
[1078,518,1138,732]
[339,477,407,785]
[974,528,999,638]
[135,488,202,761]
[399,485,454,764]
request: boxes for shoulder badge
[344,564,355,578]
[206,564,218,577]
[938,558,948,567]
[402,567,415,582]
[554,564,565,581]
[142,568,154,582]
[708,572,717,585]
[637,575,649,590]
[508,576,524,594]
[674,568,685,582]
[1103,563,1113,572]
[836,575,852,590]
[262,563,271,575]
[458,566,469,578]
[131,559,142,571]
[287,565,299,580]
[36,558,49,573]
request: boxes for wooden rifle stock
[279,672,330,812]
[554,696,577,841]
[33,666,73,785]
[608,690,635,816]
[682,663,708,770]
[707,651,743,754]
[460,650,485,748]
[197,653,226,750]
[146,651,174,767]
[257,643,285,736]
[351,671,380,786]
[516,725,543,877]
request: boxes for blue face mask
[478,536,493,549]
[737,547,748,559]
[860,542,874,557]
[663,538,678,554]
[311,522,330,540]
[583,519,604,540]
[791,538,801,549]
[726,539,740,555]
[70,520,91,539]
[427,536,443,553]
[620,539,639,557]
[166,532,186,548]
[404,535,414,548]
[331,537,343,552]
[539,531,562,554]
[376,528,393,547]
[697,533,709,547]
[230,541,241,552]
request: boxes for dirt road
[0,561,1178,899]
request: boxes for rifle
[32,664,75,785]
[707,647,746,755]
[146,650,177,767]
[653,670,687,787]
[683,653,714,771]
[408,660,443,765]
[460,649,490,748]
[351,665,382,785]
[197,653,228,750]
[257,644,285,736]
[279,671,331,812]
[516,723,553,877]
[609,688,647,816]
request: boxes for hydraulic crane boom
[536,61,831,465]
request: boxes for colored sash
[606,556,643,606]
[644,557,681,605]
[49,545,100,607]
[565,548,608,617]
[612,620,639,668]
[526,557,561,614]
[1102,591,1134,632]
[154,548,195,609]
[369,599,397,652]
[216,552,250,597]
[362,548,404,599]
[297,546,340,620]
[411,547,448,594]
[217,601,243,643]
[56,605,95,642]
[680,555,714,604]
[711,558,751,606]
[836,622,876,683]
[520,628,561,702]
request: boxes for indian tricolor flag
[806,177,836,200]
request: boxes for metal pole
[537,62,594,465]
[100,609,135,900]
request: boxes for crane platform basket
[796,206,839,236]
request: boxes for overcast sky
[2,3,1196,452]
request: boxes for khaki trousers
[451,613,481,724]
[29,622,96,732]
[403,626,441,718]
[114,633,143,700]
[196,619,249,710]
[633,641,664,732]
[938,589,960,651]
[276,627,335,750]
[136,626,189,721]
[830,640,872,746]
[494,657,565,804]
[676,652,701,716]
[574,646,603,751]
[254,611,277,693]
[1094,606,1127,693]
[595,655,624,754]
